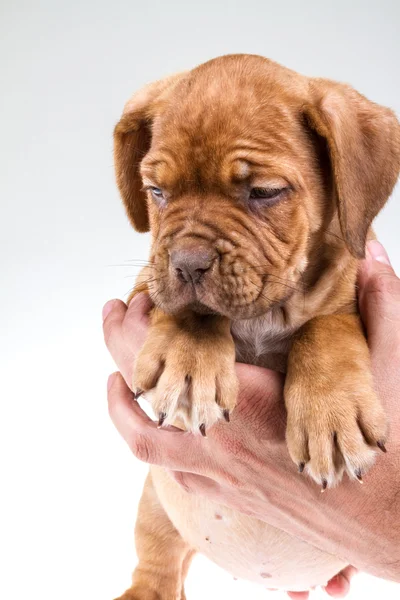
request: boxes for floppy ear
[304,80,400,257]
[114,73,185,232]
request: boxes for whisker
[149,285,167,310]
[107,264,151,269]
[245,267,303,294]
[124,260,154,265]
[245,278,276,305]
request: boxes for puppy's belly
[151,466,346,591]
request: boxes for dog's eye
[249,187,285,203]
[149,187,165,201]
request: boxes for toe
[357,402,388,448]
[286,421,310,471]
[307,431,337,488]
[336,424,376,480]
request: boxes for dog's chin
[155,291,278,320]
[186,300,219,315]
[158,297,221,317]
[152,280,292,319]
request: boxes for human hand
[103,240,400,594]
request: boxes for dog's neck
[232,238,358,373]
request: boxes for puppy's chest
[231,314,294,373]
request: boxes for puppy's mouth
[149,269,295,320]
[148,242,300,319]
[166,279,222,316]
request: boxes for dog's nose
[170,244,216,284]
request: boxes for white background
[1,1,399,599]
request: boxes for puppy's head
[114,55,400,318]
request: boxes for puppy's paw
[285,380,388,489]
[133,317,238,434]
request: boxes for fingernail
[366,241,391,266]
[102,299,116,321]
[107,372,118,391]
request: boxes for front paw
[285,379,388,489]
[133,318,238,434]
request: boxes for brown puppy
[113,55,400,597]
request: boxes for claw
[134,388,144,400]
[355,469,363,484]
[199,423,207,437]
[158,412,167,428]
[298,462,305,474]
[223,410,230,423]
[377,440,387,453]
[321,479,328,493]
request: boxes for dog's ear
[304,80,400,257]
[114,73,185,232]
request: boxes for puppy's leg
[128,274,237,434]
[179,550,196,600]
[285,314,388,488]
[115,471,194,600]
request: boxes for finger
[358,241,400,344]
[103,294,152,385]
[107,372,211,473]
[103,299,136,384]
[358,241,400,418]
[102,298,128,352]
[286,592,310,600]
[124,292,153,336]
[121,293,154,383]
[102,294,152,357]
[323,566,357,598]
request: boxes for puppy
[113,55,400,597]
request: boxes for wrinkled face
[139,71,328,319]
[116,57,400,313]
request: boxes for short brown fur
[112,55,400,598]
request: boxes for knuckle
[129,292,144,309]
[220,469,242,489]
[107,392,117,418]
[367,271,400,302]
[172,471,192,493]
[103,319,114,347]
[129,292,151,317]
[218,430,244,457]
[128,432,153,463]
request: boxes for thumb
[358,240,400,349]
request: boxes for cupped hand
[103,240,400,593]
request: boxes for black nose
[170,245,216,284]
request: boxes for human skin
[103,240,400,597]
